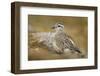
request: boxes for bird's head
[52,23,64,32]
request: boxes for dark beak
[51,26,55,29]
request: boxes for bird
[51,23,81,54]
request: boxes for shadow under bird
[51,23,81,54]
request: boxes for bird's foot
[56,51,64,54]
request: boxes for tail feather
[71,47,81,53]
[75,49,81,53]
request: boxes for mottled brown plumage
[52,23,81,54]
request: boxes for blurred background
[28,15,88,60]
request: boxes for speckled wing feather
[54,32,81,53]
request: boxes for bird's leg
[55,49,64,54]
[70,50,75,53]
[56,51,63,54]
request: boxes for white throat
[55,28,64,33]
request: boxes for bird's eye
[58,25,61,27]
